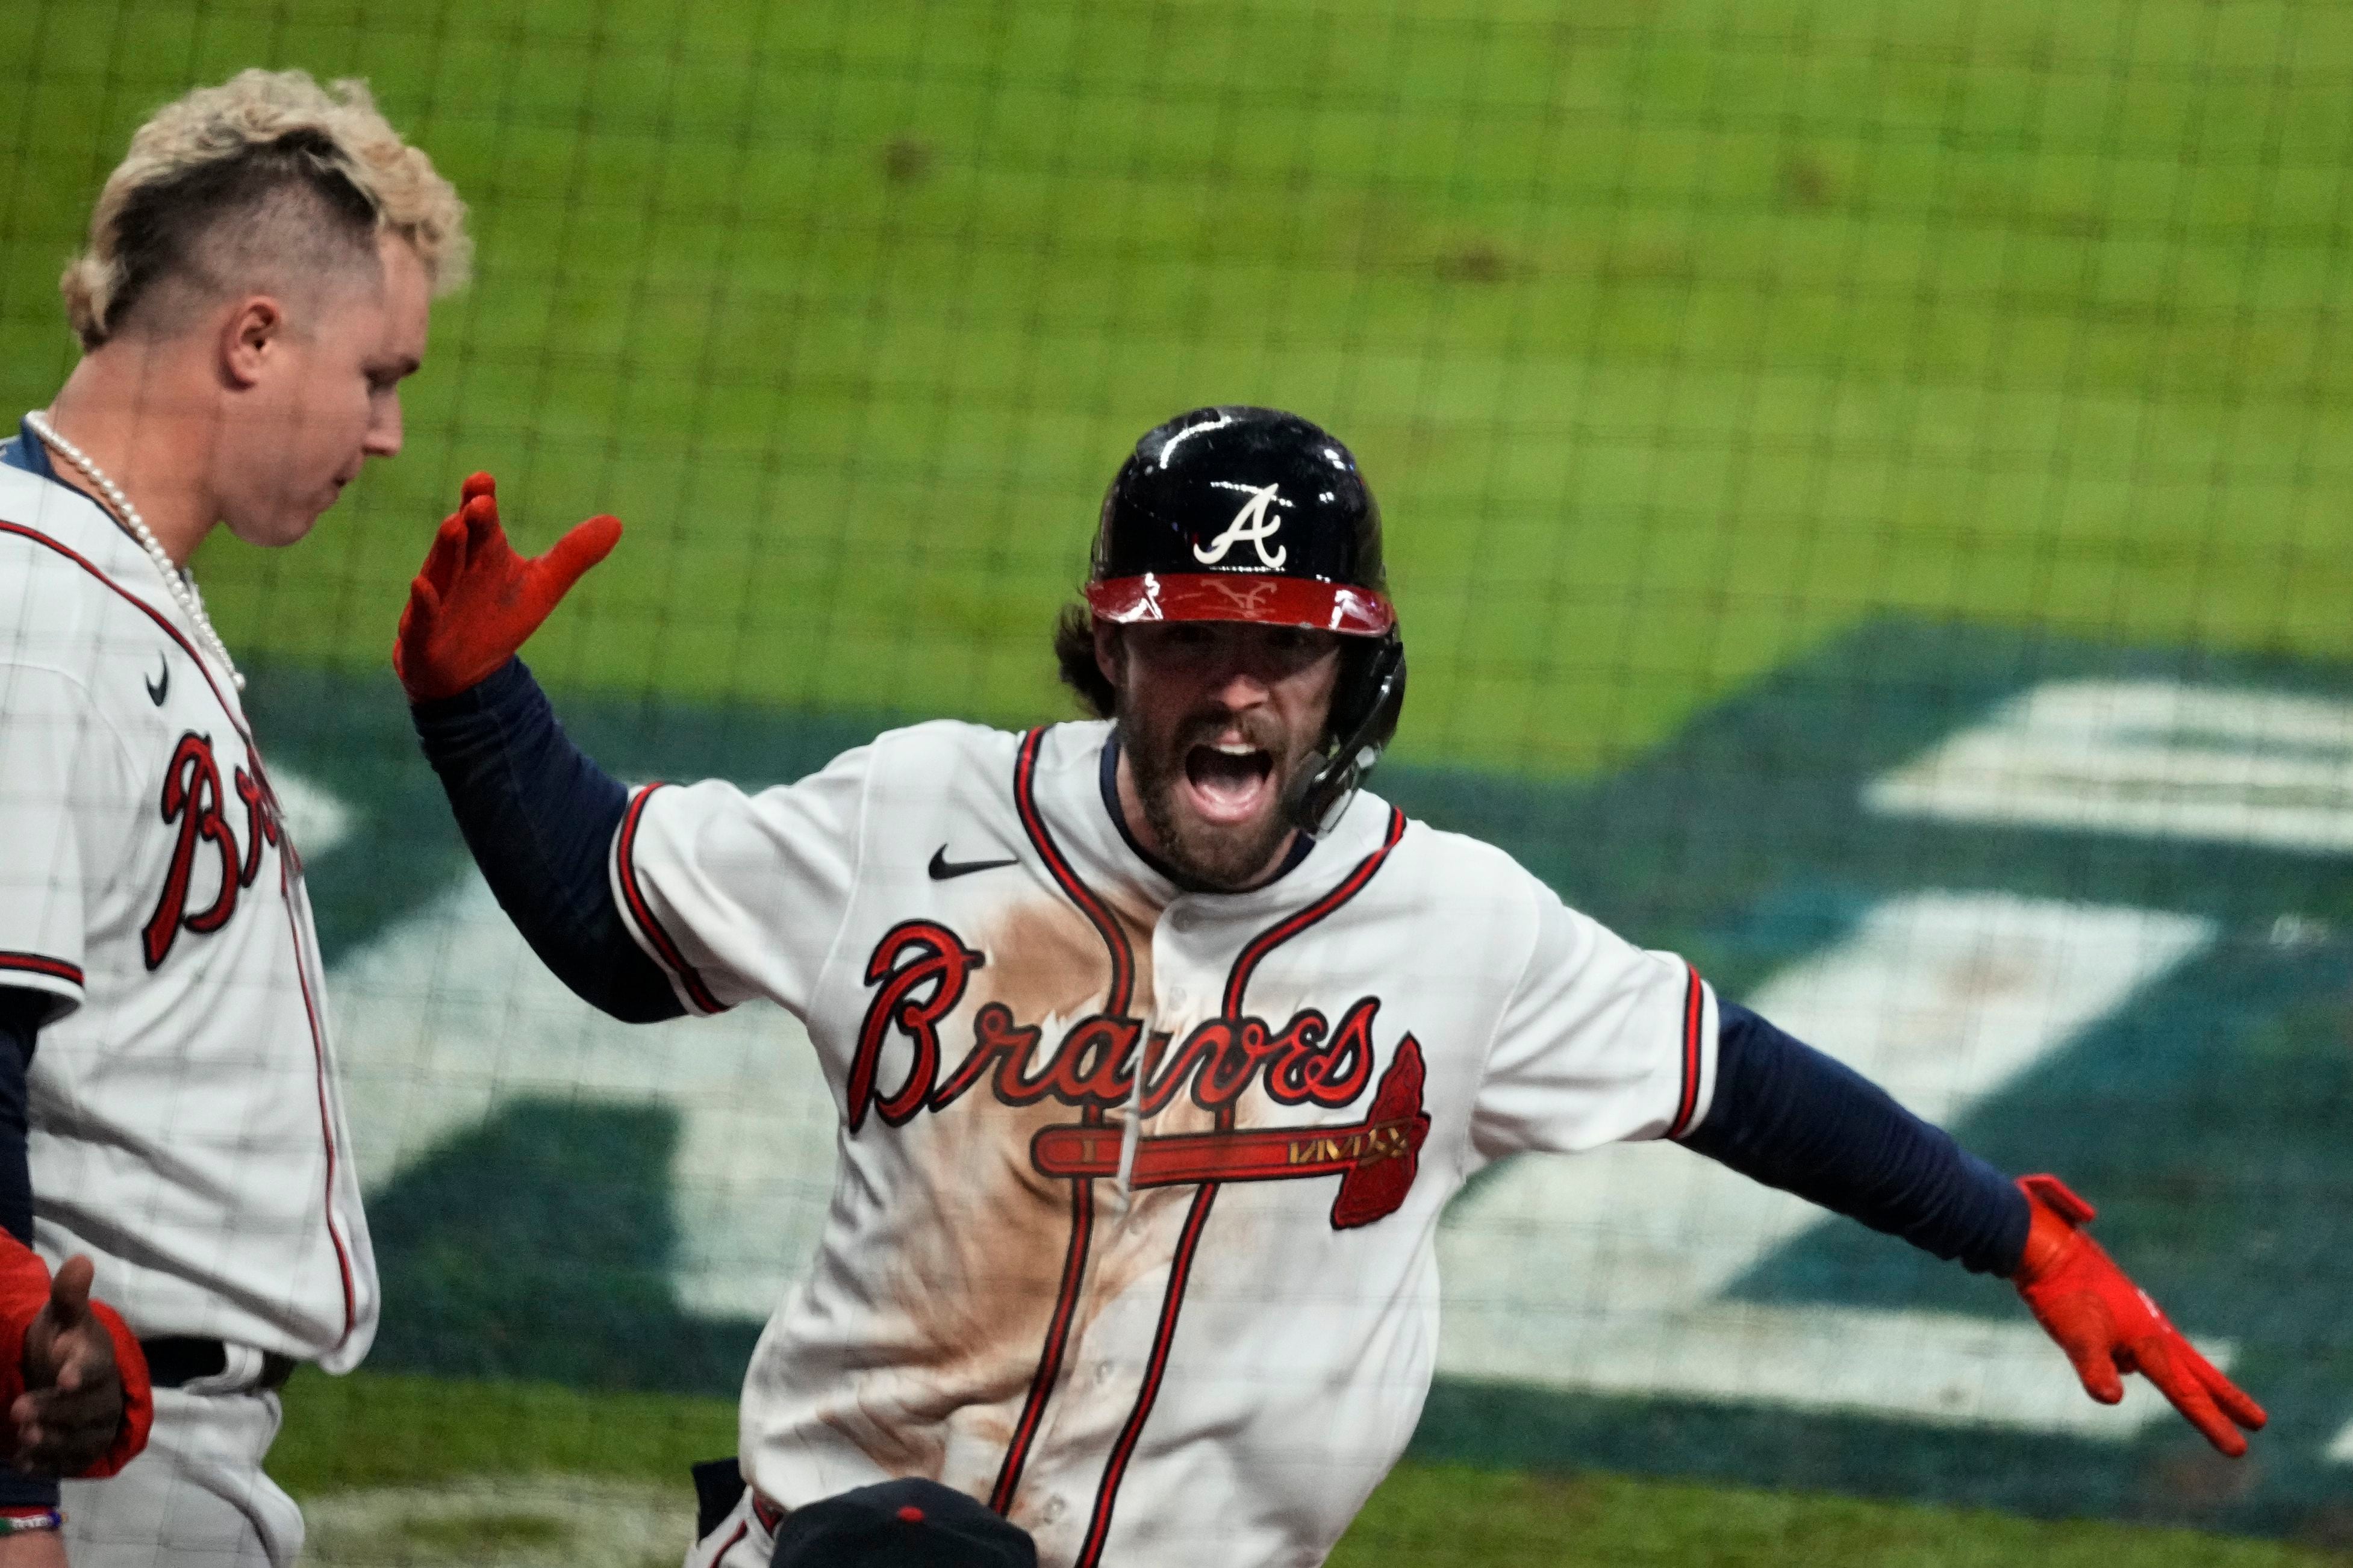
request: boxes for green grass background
[7,0,2353,774]
[9,2,2353,1561]
[276,1371,2353,1567]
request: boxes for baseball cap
[768,1478,1038,1568]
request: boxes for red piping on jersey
[992,727,1138,1514]
[988,1172,1094,1514]
[1011,729,1134,1013]
[0,953,81,988]
[1076,804,1410,1566]
[616,784,729,1015]
[1665,963,1706,1140]
[0,518,359,1345]
[285,873,357,1336]
[1221,806,1407,1016]
[1073,1181,1219,1568]
[0,523,252,742]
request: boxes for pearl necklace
[25,409,243,691]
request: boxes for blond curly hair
[61,69,470,350]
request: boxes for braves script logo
[143,730,284,969]
[850,921,1430,1229]
[1192,482,1288,570]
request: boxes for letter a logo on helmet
[1193,482,1289,569]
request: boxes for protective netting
[3,0,2346,1550]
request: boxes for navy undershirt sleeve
[409,658,683,1024]
[0,991,40,1249]
[0,989,61,1508]
[1680,1002,2030,1277]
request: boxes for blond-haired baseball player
[0,69,467,1567]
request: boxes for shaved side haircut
[61,69,469,350]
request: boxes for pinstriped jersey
[613,717,1716,1568]
[0,464,375,1370]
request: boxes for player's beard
[1124,706,1318,891]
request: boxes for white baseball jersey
[619,718,1716,1568]
[0,461,376,1370]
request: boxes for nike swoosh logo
[928,846,1020,881]
[145,653,169,708]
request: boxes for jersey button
[1041,1496,1068,1525]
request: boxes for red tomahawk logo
[1031,1037,1432,1230]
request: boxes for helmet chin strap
[1285,638,1406,839]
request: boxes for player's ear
[1091,617,1123,694]
[218,296,286,390]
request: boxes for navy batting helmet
[1086,406,1406,837]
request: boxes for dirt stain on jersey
[825,892,1229,1489]
[821,1096,1088,1481]
[980,897,1156,1024]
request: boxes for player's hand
[394,472,623,703]
[13,1255,126,1475]
[2011,1174,2265,1456]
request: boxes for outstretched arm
[1680,1003,2027,1273]
[397,476,680,1023]
[408,661,682,1022]
[1680,1003,2264,1455]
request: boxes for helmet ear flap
[1286,634,1406,838]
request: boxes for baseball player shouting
[0,71,468,1566]
[399,406,2263,1567]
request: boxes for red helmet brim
[1085,573,1395,636]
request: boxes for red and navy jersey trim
[993,727,1133,1513]
[1665,963,1707,1141]
[988,1173,1095,1514]
[1074,1182,1218,1567]
[0,521,249,742]
[614,783,730,1016]
[1076,804,1409,1566]
[0,953,81,989]
[1223,806,1407,1015]
[285,884,358,1336]
[1012,727,1135,1013]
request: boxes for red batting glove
[2012,1174,2265,1457]
[0,1242,150,1478]
[393,473,622,703]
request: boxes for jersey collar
[1027,721,1391,925]
[0,417,58,481]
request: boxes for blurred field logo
[267,620,2353,1532]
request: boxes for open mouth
[1182,741,1277,826]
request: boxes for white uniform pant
[61,1386,301,1568]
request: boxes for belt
[692,1459,789,1541]
[137,1337,299,1392]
